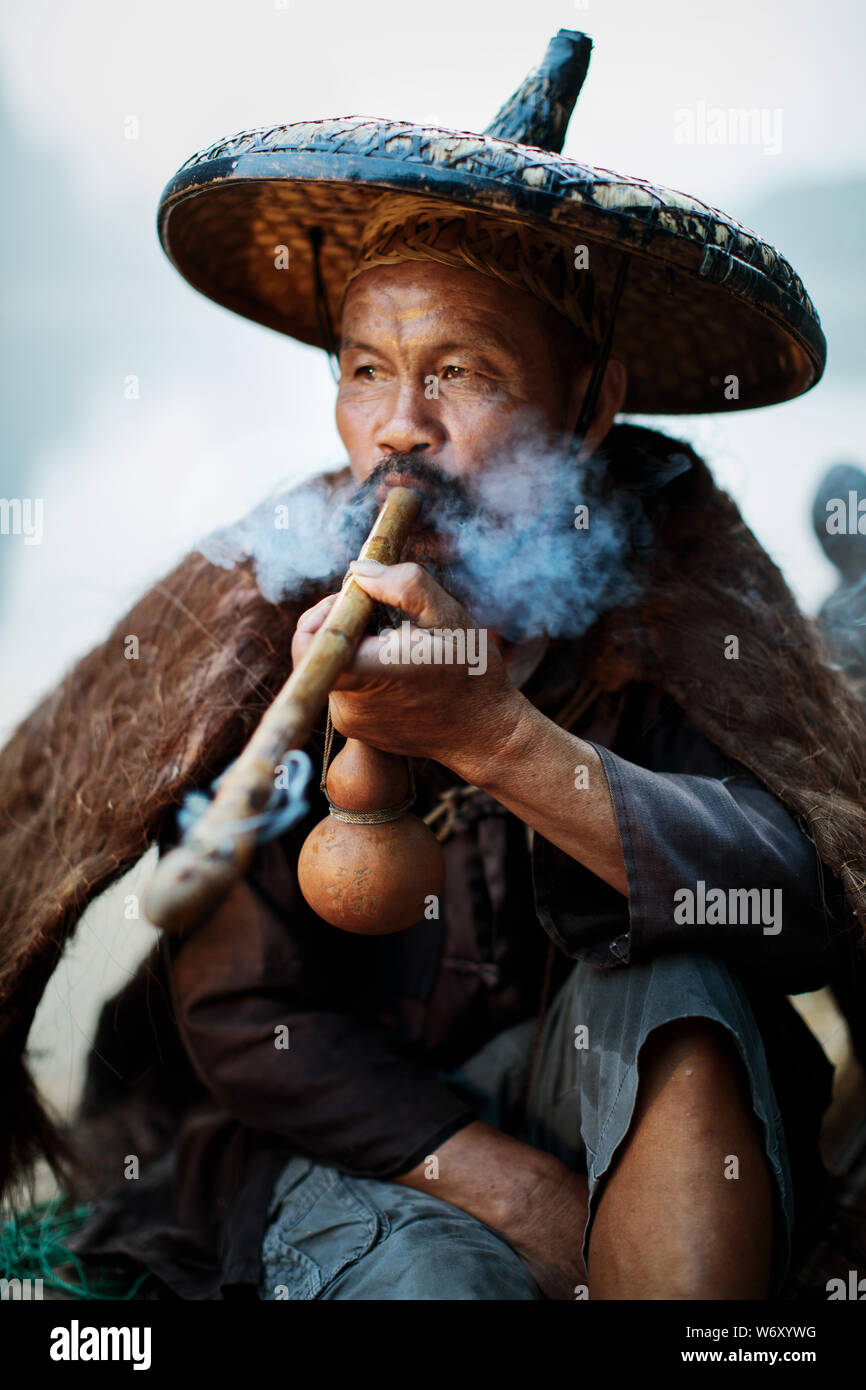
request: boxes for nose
[375,381,447,457]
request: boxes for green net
[0,1197,151,1300]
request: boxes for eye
[354,364,377,380]
[442,364,467,380]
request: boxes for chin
[404,529,449,565]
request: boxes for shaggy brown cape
[1,423,864,1203]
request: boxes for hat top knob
[483,29,592,154]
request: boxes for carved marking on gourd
[328,865,379,918]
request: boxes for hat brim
[158,118,825,415]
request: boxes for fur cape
[1,423,865,1202]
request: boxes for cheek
[442,394,513,449]
[335,395,367,455]
[446,398,553,472]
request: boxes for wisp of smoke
[198,421,649,642]
[200,471,358,600]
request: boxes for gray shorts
[259,952,793,1300]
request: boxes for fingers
[291,561,477,684]
[295,592,338,633]
[326,635,393,687]
[290,629,384,691]
[292,593,337,671]
[347,559,466,628]
[295,562,469,638]
[292,592,384,687]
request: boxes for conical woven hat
[157,29,825,415]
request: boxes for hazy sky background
[1,0,865,740]
[2,1,864,1117]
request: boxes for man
[1,30,863,1301]
[245,256,819,1299]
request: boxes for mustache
[352,454,474,516]
[340,454,476,554]
[198,429,647,646]
[338,455,477,612]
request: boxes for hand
[291,559,523,775]
[394,1120,589,1301]
[294,558,629,896]
[497,1161,590,1301]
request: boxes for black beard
[340,454,477,605]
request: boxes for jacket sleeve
[531,692,845,994]
[163,832,476,1179]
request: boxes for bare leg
[587,1018,775,1299]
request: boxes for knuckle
[399,562,429,605]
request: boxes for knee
[635,1017,754,1130]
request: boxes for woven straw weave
[159,117,825,414]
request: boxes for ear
[564,358,628,461]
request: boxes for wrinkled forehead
[342,193,598,357]
[340,260,551,355]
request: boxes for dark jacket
[68,638,838,1298]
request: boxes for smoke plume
[199,420,669,642]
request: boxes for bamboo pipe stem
[144,486,422,933]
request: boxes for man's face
[337,260,575,475]
[335,261,583,561]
